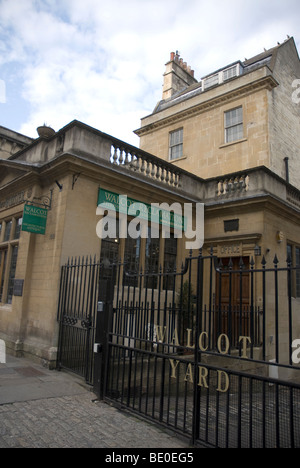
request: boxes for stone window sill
[219,138,248,149]
[169,155,188,163]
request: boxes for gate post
[93,268,115,399]
[93,300,111,399]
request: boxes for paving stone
[0,392,189,448]
[0,356,191,449]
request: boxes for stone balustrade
[110,143,181,188]
[217,175,249,196]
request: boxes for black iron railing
[57,251,300,447]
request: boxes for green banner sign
[97,188,185,231]
[22,204,48,235]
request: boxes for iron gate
[57,252,300,447]
[103,251,300,448]
[57,256,115,385]
[57,257,100,384]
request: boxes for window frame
[99,213,179,290]
[169,128,183,161]
[287,243,300,298]
[0,249,8,303]
[0,216,22,305]
[203,73,219,90]
[224,106,244,144]
[223,65,238,81]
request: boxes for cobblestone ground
[0,392,190,449]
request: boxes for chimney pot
[170,52,175,61]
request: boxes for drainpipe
[284,157,290,184]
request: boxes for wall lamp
[254,244,262,257]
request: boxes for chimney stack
[162,51,197,100]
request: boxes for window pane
[163,234,177,289]
[0,250,8,302]
[14,218,23,240]
[7,245,19,304]
[170,144,183,160]
[225,107,243,143]
[170,129,183,145]
[287,244,293,263]
[223,66,237,81]
[296,247,300,298]
[170,129,183,160]
[225,108,243,128]
[124,234,141,287]
[4,221,12,242]
[226,123,244,143]
[100,239,119,284]
[204,74,219,89]
[145,227,160,288]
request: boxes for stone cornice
[135,74,278,136]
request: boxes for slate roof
[153,40,289,114]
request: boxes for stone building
[135,37,300,375]
[135,37,300,284]
[135,37,300,188]
[0,121,202,367]
[0,126,33,160]
[0,38,300,375]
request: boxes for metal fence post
[93,300,111,399]
[192,251,204,445]
[93,265,116,399]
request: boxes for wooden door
[215,257,250,345]
[217,257,250,307]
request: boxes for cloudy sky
[0,0,299,146]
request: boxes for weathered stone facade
[0,126,33,160]
[1,38,300,376]
[0,121,201,366]
[136,38,300,188]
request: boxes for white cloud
[0,78,5,103]
[0,0,299,146]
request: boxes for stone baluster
[110,142,182,187]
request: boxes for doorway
[215,257,250,346]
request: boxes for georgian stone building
[0,38,300,375]
[135,37,300,287]
[135,37,300,189]
[0,121,202,366]
[135,37,300,374]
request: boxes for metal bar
[274,256,279,363]
[262,257,267,361]
[228,258,233,349]
[58,253,300,448]
[208,249,214,349]
[275,383,280,448]
[192,252,203,444]
[159,267,166,422]
[238,374,242,448]
[250,258,255,359]
[239,259,244,354]
[290,387,295,449]
[287,257,293,365]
